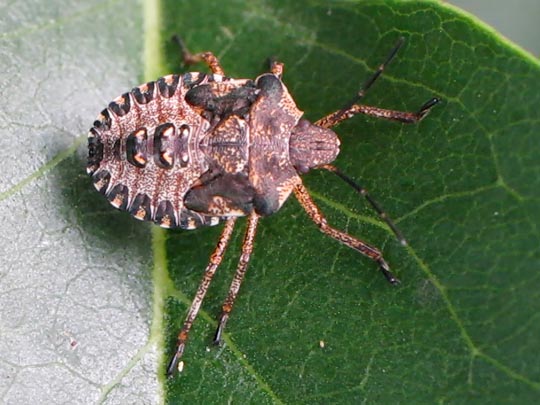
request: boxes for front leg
[315,97,439,128]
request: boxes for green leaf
[2,0,539,404]
[160,0,540,403]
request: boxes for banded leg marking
[214,211,260,345]
[172,34,225,76]
[166,217,237,377]
[294,182,399,285]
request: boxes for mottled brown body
[88,71,330,227]
[87,37,438,377]
[89,72,220,229]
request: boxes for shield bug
[87,36,438,377]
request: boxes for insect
[87,36,438,377]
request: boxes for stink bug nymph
[87,36,439,377]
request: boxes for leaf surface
[160,1,540,403]
[1,1,539,404]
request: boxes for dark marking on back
[112,139,122,161]
[178,210,206,229]
[87,130,104,173]
[178,124,190,167]
[184,85,214,110]
[185,81,258,121]
[92,170,111,194]
[107,184,129,210]
[183,72,206,88]
[93,108,111,131]
[256,74,283,101]
[109,92,131,117]
[132,81,155,104]
[184,172,255,216]
[154,123,176,169]
[126,127,148,168]
[158,75,180,98]
[253,191,280,216]
[129,193,152,221]
[155,200,176,228]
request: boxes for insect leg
[269,60,284,78]
[213,211,260,345]
[314,36,438,128]
[321,164,407,246]
[166,217,237,377]
[172,35,225,76]
[294,182,399,285]
[315,97,439,128]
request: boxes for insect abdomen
[87,73,221,229]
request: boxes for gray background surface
[450,0,540,55]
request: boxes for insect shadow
[55,142,224,301]
[55,144,153,272]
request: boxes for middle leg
[320,164,407,246]
[294,182,399,285]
